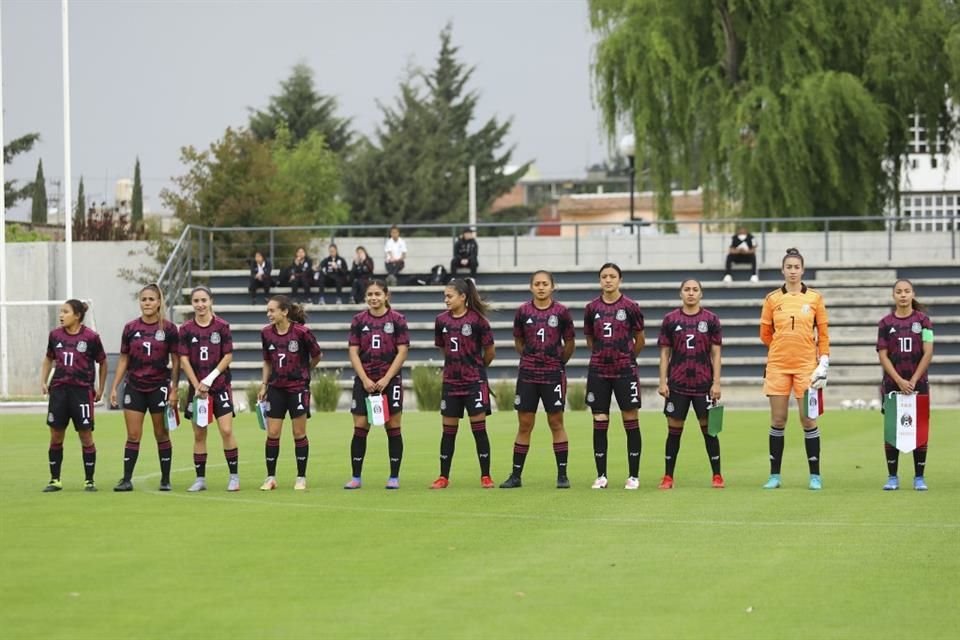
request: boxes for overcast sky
[2,0,612,220]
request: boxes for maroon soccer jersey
[47,325,106,389]
[513,300,575,384]
[657,307,722,395]
[583,295,645,379]
[348,308,410,379]
[178,316,233,392]
[876,311,933,391]
[261,322,322,391]
[119,318,179,391]
[434,309,494,393]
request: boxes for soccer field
[1,408,957,639]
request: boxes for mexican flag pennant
[193,395,213,428]
[256,401,269,431]
[365,394,390,426]
[803,387,824,420]
[707,404,724,436]
[164,404,180,431]
[884,393,929,453]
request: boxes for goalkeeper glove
[810,355,829,389]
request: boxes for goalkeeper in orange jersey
[759,248,830,491]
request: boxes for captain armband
[921,329,934,343]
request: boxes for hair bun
[785,248,800,256]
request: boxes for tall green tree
[74,176,86,238]
[344,24,529,228]
[131,157,144,227]
[249,63,353,153]
[3,132,40,208]
[30,160,47,224]
[589,0,960,224]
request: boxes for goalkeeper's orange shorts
[763,368,813,399]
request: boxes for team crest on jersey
[288,340,299,353]
[548,315,558,328]
[911,322,922,334]
[76,340,88,353]
[384,322,395,334]
[461,324,473,336]
[800,304,810,315]
[615,309,627,321]
[697,321,708,333]
[155,330,166,341]
[210,332,221,345]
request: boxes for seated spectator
[248,250,272,304]
[723,226,759,282]
[450,227,478,279]
[279,246,313,301]
[314,243,349,304]
[350,246,375,304]
[384,225,407,285]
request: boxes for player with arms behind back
[876,280,934,491]
[40,299,107,492]
[760,248,830,490]
[499,270,575,489]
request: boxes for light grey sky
[2,0,612,220]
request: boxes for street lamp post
[619,134,636,224]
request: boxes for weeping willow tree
[590,0,960,227]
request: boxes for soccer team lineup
[39,248,935,495]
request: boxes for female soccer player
[40,299,108,492]
[109,284,180,492]
[499,270,575,489]
[344,280,409,489]
[257,295,322,491]
[584,263,645,490]
[431,278,496,489]
[179,286,239,492]
[656,279,723,489]
[760,248,830,490]
[876,279,934,491]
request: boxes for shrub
[178,383,190,414]
[566,382,587,411]
[311,372,341,412]
[245,382,261,412]
[491,378,516,412]
[411,365,443,412]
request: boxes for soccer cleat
[883,476,899,491]
[808,474,822,491]
[158,481,172,492]
[624,476,640,490]
[762,474,782,489]
[712,474,725,489]
[591,475,608,489]
[294,476,308,491]
[658,475,674,490]
[913,476,928,491]
[113,478,134,492]
[499,475,522,489]
[259,476,277,491]
[226,475,240,492]
[722,274,733,283]
[556,475,571,489]
[343,477,363,490]
[481,475,495,489]
[429,476,449,489]
[385,477,400,490]
[42,479,63,493]
[187,478,207,492]
[83,480,98,492]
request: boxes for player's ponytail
[366,279,391,309]
[449,277,490,318]
[782,247,804,267]
[892,279,927,313]
[271,295,307,324]
[65,299,88,323]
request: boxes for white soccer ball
[868,398,881,411]
[853,398,867,410]
[840,399,853,410]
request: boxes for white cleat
[591,475,608,489]
[226,475,240,492]
[187,478,207,492]
[259,476,277,491]
[624,476,640,490]
[294,476,308,491]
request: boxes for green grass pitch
[1,408,958,639]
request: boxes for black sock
[804,427,820,475]
[700,426,721,475]
[294,436,309,477]
[471,421,491,477]
[351,428,368,478]
[553,440,569,477]
[193,452,207,478]
[265,437,280,476]
[82,444,96,482]
[624,418,641,478]
[885,444,899,477]
[386,427,403,478]
[664,427,682,477]
[48,442,63,480]
[224,448,239,475]
[512,442,529,478]
[122,440,140,481]
[769,427,785,474]
[158,440,173,483]
[913,446,927,478]
[440,425,458,478]
[593,418,609,477]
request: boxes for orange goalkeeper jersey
[760,284,830,373]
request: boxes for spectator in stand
[450,227,479,279]
[280,246,313,302]
[248,250,272,304]
[315,243,349,304]
[723,226,759,283]
[350,246,375,304]
[384,225,407,285]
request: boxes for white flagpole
[62,0,74,298]
[1,0,8,396]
